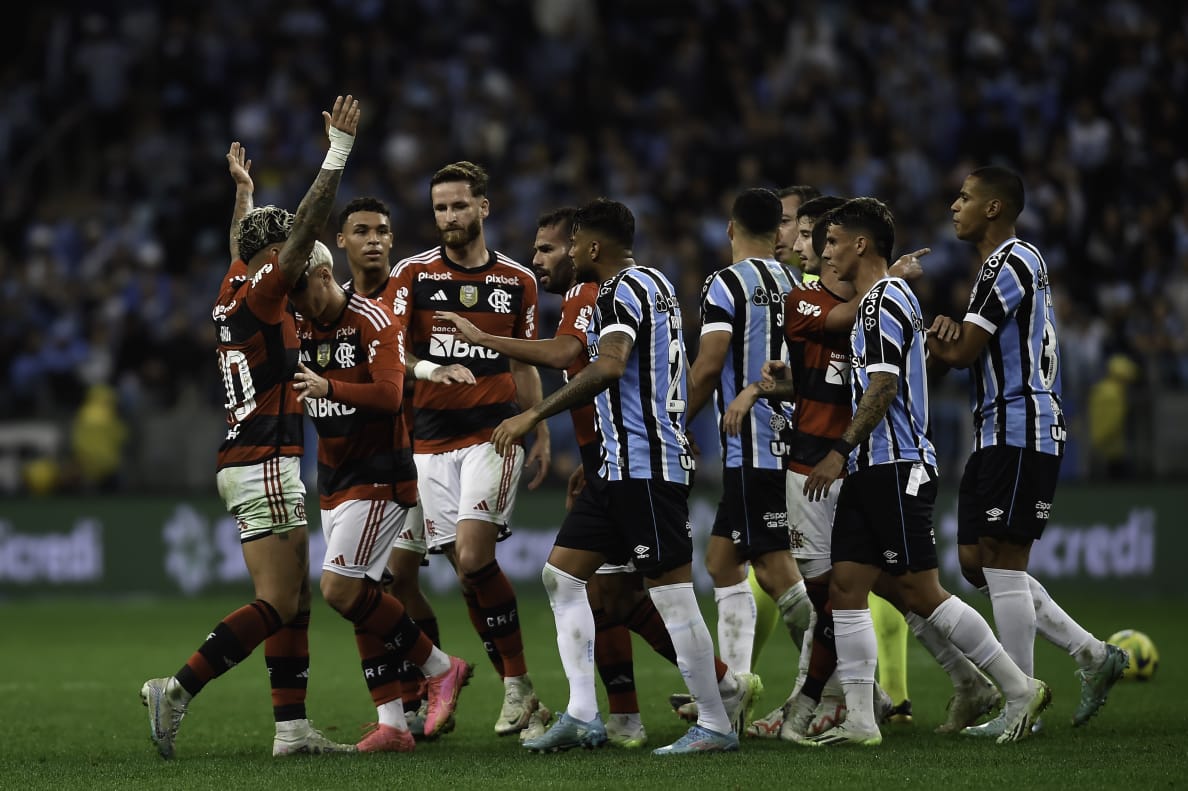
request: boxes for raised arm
[227,142,254,260]
[277,95,361,286]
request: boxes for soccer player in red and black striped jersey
[336,196,474,736]
[140,96,360,760]
[287,242,473,752]
[388,162,551,736]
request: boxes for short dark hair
[537,206,578,237]
[777,185,821,203]
[574,198,635,249]
[825,197,895,261]
[338,196,391,230]
[731,188,782,237]
[430,161,489,197]
[797,195,847,224]
[969,165,1025,220]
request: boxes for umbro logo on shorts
[883,550,898,563]
[633,544,650,558]
[986,507,1004,521]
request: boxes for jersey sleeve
[964,253,1025,335]
[783,285,835,342]
[514,271,540,341]
[556,284,597,343]
[328,304,405,413]
[863,283,909,376]
[598,273,643,343]
[699,271,734,336]
[239,260,290,323]
[385,261,416,332]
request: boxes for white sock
[542,563,599,721]
[823,670,844,699]
[926,595,1029,700]
[276,717,309,734]
[832,608,877,729]
[905,611,982,687]
[1029,575,1105,668]
[788,609,816,700]
[984,568,1036,676]
[713,580,756,675]
[377,700,408,729]
[419,645,450,678]
[650,582,731,734]
[776,580,811,649]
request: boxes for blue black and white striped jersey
[963,238,1066,456]
[848,277,937,473]
[589,266,695,484]
[700,258,795,470]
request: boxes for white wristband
[414,360,442,381]
[321,127,355,170]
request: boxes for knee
[319,573,363,615]
[958,546,986,588]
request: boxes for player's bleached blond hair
[236,205,294,264]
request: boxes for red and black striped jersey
[354,277,419,503]
[212,256,304,469]
[555,282,599,448]
[296,292,407,509]
[783,282,852,475]
[388,246,539,453]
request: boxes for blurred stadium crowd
[1,0,1186,492]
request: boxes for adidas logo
[474,500,490,511]
[330,554,347,566]
[430,289,448,301]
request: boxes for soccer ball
[1107,629,1159,681]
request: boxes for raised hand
[323,94,361,139]
[227,142,253,190]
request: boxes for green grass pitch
[1,590,1184,790]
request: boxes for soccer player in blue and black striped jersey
[927,166,1128,731]
[687,188,811,685]
[801,197,1051,746]
[492,199,742,755]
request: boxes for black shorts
[605,479,692,579]
[553,475,631,567]
[957,446,1061,545]
[831,461,938,575]
[710,467,790,560]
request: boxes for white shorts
[786,469,836,573]
[392,500,427,555]
[415,442,524,551]
[216,456,307,542]
[321,499,408,582]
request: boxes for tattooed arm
[803,371,897,501]
[278,95,361,286]
[490,331,632,456]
